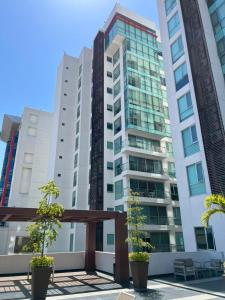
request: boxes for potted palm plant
[202,194,225,227]
[23,181,64,300]
[126,191,152,291]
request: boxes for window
[107,141,113,150]
[107,234,115,245]
[168,12,180,38]
[64,93,67,96]
[76,121,79,134]
[115,205,124,212]
[78,91,81,103]
[75,137,79,150]
[74,154,78,168]
[174,62,189,91]
[77,105,80,118]
[59,155,62,159]
[69,234,74,252]
[166,142,173,155]
[78,78,81,89]
[66,66,69,69]
[130,179,165,199]
[79,64,82,75]
[14,237,30,253]
[107,104,113,111]
[63,107,66,111]
[107,184,114,192]
[113,64,120,81]
[57,173,61,177]
[195,227,215,250]
[114,136,122,154]
[107,56,112,63]
[107,71,112,78]
[62,123,65,126]
[107,87,113,95]
[113,81,120,98]
[142,206,168,225]
[187,162,206,196]
[72,191,76,207]
[114,98,121,116]
[113,49,120,65]
[170,184,179,200]
[168,162,176,178]
[175,232,185,251]
[114,117,121,134]
[178,92,193,121]
[107,122,113,130]
[173,207,182,225]
[182,125,199,157]
[60,139,64,142]
[73,172,77,187]
[29,114,38,124]
[115,180,123,200]
[150,232,170,252]
[24,153,33,164]
[107,162,113,170]
[114,157,122,176]
[65,80,68,83]
[165,0,177,16]
[129,156,163,174]
[171,36,184,63]
[20,168,32,194]
[27,127,37,137]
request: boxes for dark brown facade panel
[180,0,225,194]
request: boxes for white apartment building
[0,108,53,254]
[90,4,183,253]
[49,48,92,253]
[157,0,225,253]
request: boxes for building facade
[157,0,225,253]
[90,4,183,253]
[0,108,53,254]
[49,48,92,253]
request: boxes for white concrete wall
[0,252,85,274]
[95,250,224,276]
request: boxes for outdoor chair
[116,292,136,300]
[174,259,200,280]
[203,259,224,276]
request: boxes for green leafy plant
[126,191,153,262]
[202,194,225,227]
[23,181,64,267]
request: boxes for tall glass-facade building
[0,115,20,208]
[90,4,183,253]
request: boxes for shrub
[31,256,54,267]
[129,252,149,262]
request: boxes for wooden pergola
[0,207,129,286]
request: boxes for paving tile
[64,285,97,293]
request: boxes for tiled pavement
[0,271,225,300]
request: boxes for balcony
[121,140,168,159]
[122,162,171,181]
[144,216,182,226]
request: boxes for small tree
[23,181,64,265]
[126,191,153,262]
[202,194,225,227]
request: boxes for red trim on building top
[0,131,16,207]
[105,13,157,39]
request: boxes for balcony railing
[126,188,166,199]
[144,216,182,226]
[148,244,185,253]
[122,140,164,153]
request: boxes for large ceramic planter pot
[130,261,149,291]
[31,266,52,300]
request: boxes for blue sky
[0,0,158,170]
